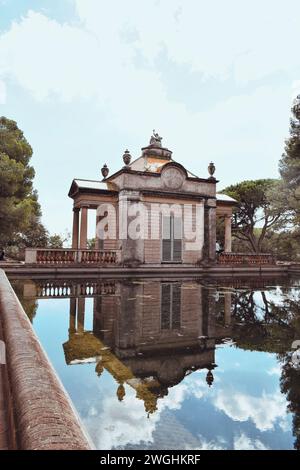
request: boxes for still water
[12,276,300,450]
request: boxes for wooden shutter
[161,283,171,329]
[173,216,182,262]
[172,284,181,329]
[162,215,172,261]
[161,283,181,330]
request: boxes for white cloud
[157,381,189,411]
[1,0,299,235]
[82,382,190,450]
[0,1,296,185]
[82,378,207,449]
[215,390,288,432]
[74,0,300,83]
[234,433,268,450]
[0,11,100,102]
[83,387,158,450]
[78,369,290,449]
[184,435,225,451]
[267,365,281,376]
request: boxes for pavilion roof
[216,193,237,203]
[68,134,237,205]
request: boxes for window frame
[160,212,183,263]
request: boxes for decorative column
[204,198,217,263]
[224,292,232,327]
[224,215,232,252]
[69,298,77,336]
[72,208,80,249]
[209,203,217,261]
[77,298,85,334]
[200,286,217,342]
[95,213,100,250]
[95,212,104,250]
[79,206,88,249]
[119,190,144,266]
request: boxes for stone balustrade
[35,280,116,298]
[218,252,275,265]
[25,248,120,265]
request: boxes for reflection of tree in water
[11,280,38,323]
[281,360,300,450]
[278,288,300,450]
[231,289,295,353]
[228,284,300,450]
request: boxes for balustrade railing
[25,248,120,265]
[35,280,116,298]
[218,252,275,265]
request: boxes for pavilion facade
[68,132,236,267]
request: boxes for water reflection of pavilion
[22,278,233,413]
[47,279,232,414]
[20,276,300,448]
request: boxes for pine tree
[0,116,47,254]
[279,95,300,221]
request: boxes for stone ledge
[2,264,289,279]
[0,270,92,450]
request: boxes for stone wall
[142,198,205,264]
[0,270,92,450]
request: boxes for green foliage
[0,117,33,164]
[0,116,48,255]
[222,179,287,253]
[261,229,300,261]
[48,232,70,249]
[87,238,96,249]
[281,361,300,450]
[279,95,300,223]
[216,217,225,246]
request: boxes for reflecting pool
[11,276,300,450]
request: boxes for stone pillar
[119,190,144,266]
[201,285,216,337]
[95,213,100,250]
[79,206,88,249]
[201,284,216,353]
[208,204,216,262]
[72,208,80,249]
[117,280,142,349]
[95,212,104,250]
[204,198,217,263]
[23,280,37,299]
[77,298,85,334]
[224,292,232,326]
[224,215,232,252]
[69,298,77,336]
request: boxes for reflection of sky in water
[26,291,295,451]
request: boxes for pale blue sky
[1,0,299,237]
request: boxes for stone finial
[206,369,214,387]
[123,149,131,166]
[101,163,109,179]
[208,161,216,179]
[117,384,126,402]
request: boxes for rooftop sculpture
[149,129,162,147]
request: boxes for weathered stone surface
[0,270,92,450]
[218,253,275,265]
[0,324,10,449]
